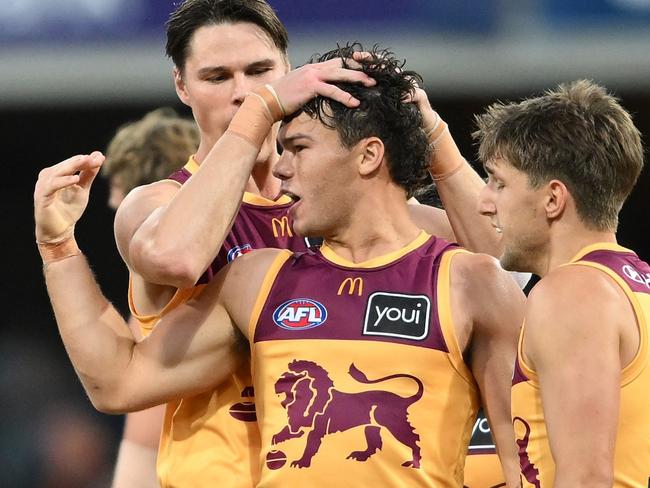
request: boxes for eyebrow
[278,133,314,149]
[197,58,277,77]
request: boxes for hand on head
[268,55,376,118]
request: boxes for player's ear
[173,67,191,106]
[357,137,384,177]
[544,179,568,220]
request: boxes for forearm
[44,252,136,411]
[111,406,165,488]
[111,439,159,488]
[129,133,260,286]
[431,130,503,256]
[129,89,282,286]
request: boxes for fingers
[352,51,372,61]
[78,152,104,190]
[36,153,104,198]
[317,82,360,108]
[52,152,104,178]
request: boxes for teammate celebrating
[476,80,649,487]
[36,44,524,487]
[40,1,509,486]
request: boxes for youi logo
[273,299,327,330]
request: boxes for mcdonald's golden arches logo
[271,216,294,238]
[337,277,364,296]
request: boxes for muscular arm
[115,132,260,288]
[43,251,246,413]
[452,252,525,487]
[110,317,165,488]
[525,267,630,487]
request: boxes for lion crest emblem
[271,359,423,468]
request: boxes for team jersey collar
[320,230,431,269]
[569,241,634,263]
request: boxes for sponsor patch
[468,410,496,454]
[273,298,327,330]
[227,243,253,262]
[363,292,430,340]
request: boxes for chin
[499,249,531,273]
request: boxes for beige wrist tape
[426,112,464,180]
[226,85,285,148]
[37,235,81,264]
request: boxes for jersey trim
[437,248,477,387]
[518,242,647,387]
[184,155,200,174]
[319,230,431,269]
[248,250,294,340]
[127,276,202,335]
[568,260,648,386]
[242,192,293,206]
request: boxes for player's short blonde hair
[103,108,199,193]
[474,80,644,232]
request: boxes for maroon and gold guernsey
[511,243,650,487]
[463,410,506,488]
[249,231,481,487]
[128,156,309,488]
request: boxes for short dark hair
[166,0,289,71]
[474,80,644,231]
[300,43,431,197]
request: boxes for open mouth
[281,189,301,202]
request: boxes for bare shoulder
[216,248,291,335]
[524,265,628,361]
[113,179,181,257]
[223,248,290,288]
[527,265,626,327]
[449,251,525,335]
[449,251,509,288]
[407,203,454,241]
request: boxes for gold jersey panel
[511,243,650,487]
[251,235,480,487]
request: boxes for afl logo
[227,244,253,262]
[273,298,327,330]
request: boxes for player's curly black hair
[300,42,431,197]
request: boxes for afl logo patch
[273,299,327,330]
[227,244,253,262]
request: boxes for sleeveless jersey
[128,156,308,488]
[511,242,650,487]
[250,232,480,487]
[463,409,505,488]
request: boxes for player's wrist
[37,233,81,265]
[425,111,464,181]
[226,85,285,148]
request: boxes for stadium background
[2,1,649,485]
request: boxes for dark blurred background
[2,1,649,486]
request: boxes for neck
[324,186,421,263]
[537,224,617,277]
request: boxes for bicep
[120,287,244,410]
[113,181,179,266]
